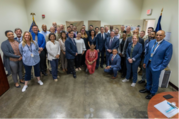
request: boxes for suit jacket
[144,39,173,71]
[124,36,144,58]
[96,33,107,51]
[118,38,128,57]
[31,32,46,49]
[107,54,121,69]
[14,36,22,42]
[65,37,77,59]
[105,32,110,38]
[126,42,142,62]
[105,37,119,55]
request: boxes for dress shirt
[40,31,50,38]
[101,33,105,39]
[46,40,61,61]
[19,41,40,66]
[114,34,120,39]
[16,36,23,42]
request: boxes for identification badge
[31,54,34,57]
[151,53,153,57]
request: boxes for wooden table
[0,55,9,96]
[148,91,179,118]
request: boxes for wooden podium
[0,55,9,96]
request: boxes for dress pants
[96,49,105,68]
[81,51,86,66]
[75,54,82,68]
[40,49,47,73]
[50,59,59,79]
[60,51,67,69]
[9,60,23,83]
[23,62,40,81]
[106,52,112,66]
[145,62,161,95]
[126,59,140,83]
[121,57,127,77]
[67,59,76,74]
[104,67,119,77]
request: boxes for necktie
[111,55,115,61]
[101,33,104,40]
[109,38,113,47]
[72,39,75,45]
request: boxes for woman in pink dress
[85,43,98,74]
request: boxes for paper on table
[154,100,179,118]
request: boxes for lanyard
[26,44,32,52]
[151,40,163,56]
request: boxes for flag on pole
[29,13,39,32]
[155,8,163,32]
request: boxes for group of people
[1,22,173,99]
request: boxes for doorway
[143,19,156,35]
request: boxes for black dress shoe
[138,80,145,84]
[100,65,103,68]
[139,89,150,93]
[67,72,72,74]
[15,84,21,88]
[73,74,76,78]
[121,75,125,78]
[145,93,154,99]
[95,67,98,69]
[144,83,147,87]
[42,72,47,76]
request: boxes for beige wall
[140,0,178,87]
[24,0,143,30]
[0,0,29,55]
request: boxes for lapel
[153,40,165,57]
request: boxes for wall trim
[169,81,179,91]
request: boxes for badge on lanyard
[31,54,34,57]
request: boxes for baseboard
[169,81,179,91]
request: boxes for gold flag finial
[30,13,35,21]
[160,8,163,16]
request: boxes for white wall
[0,0,29,55]
[140,0,178,87]
[24,0,143,30]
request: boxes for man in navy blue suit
[104,49,121,79]
[139,30,173,99]
[14,28,23,42]
[105,31,119,66]
[96,27,107,69]
[65,30,78,78]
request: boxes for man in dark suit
[140,30,173,99]
[105,26,110,38]
[88,25,94,36]
[14,28,23,42]
[104,49,121,79]
[124,29,144,53]
[96,27,107,69]
[65,31,78,78]
[105,31,119,66]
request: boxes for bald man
[52,22,57,32]
[45,26,55,42]
[40,24,50,38]
[139,30,173,99]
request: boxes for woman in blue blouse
[122,35,142,87]
[19,31,43,92]
[88,30,96,48]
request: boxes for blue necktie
[149,42,158,61]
